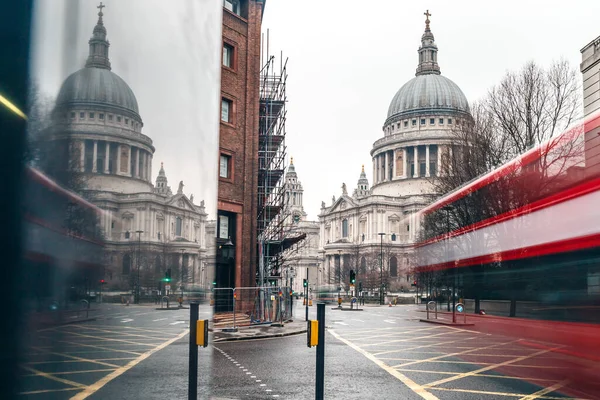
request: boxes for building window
[70,112,76,119]
[420,118,426,125]
[80,112,85,119]
[221,98,232,123]
[430,118,435,125]
[125,231,130,239]
[99,113,105,120]
[176,217,182,236]
[89,112,95,119]
[219,154,231,178]
[430,162,437,176]
[108,114,113,121]
[420,162,426,176]
[412,119,416,126]
[223,43,234,68]
[125,118,129,125]
[122,254,131,275]
[342,219,348,238]
[117,116,122,123]
[439,118,444,125]
[223,0,241,15]
[390,257,398,277]
[448,118,453,124]
[404,120,408,127]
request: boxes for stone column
[425,145,430,177]
[383,152,388,181]
[127,146,132,176]
[135,148,140,178]
[438,145,443,176]
[116,145,122,175]
[402,148,408,178]
[392,150,397,178]
[372,159,376,183]
[80,141,85,172]
[148,157,153,182]
[92,140,98,173]
[413,146,419,178]
[104,142,110,173]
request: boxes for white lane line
[351,319,365,322]
[120,319,134,323]
[329,329,439,400]
[152,318,167,322]
[169,321,185,325]
[383,320,397,324]
[334,321,348,326]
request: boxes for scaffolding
[257,50,288,288]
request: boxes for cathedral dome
[56,68,140,118]
[386,74,469,121]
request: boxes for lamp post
[180,249,185,301]
[135,230,143,304]
[441,205,455,323]
[378,232,385,305]
[337,249,342,306]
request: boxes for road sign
[456,304,464,313]
[165,284,171,291]
[351,297,357,303]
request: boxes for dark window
[420,118,426,125]
[430,162,437,176]
[223,0,241,15]
[125,118,129,125]
[99,113,104,120]
[448,118,453,124]
[439,118,444,125]
[390,257,398,277]
[430,118,435,125]
[223,43,234,68]
[117,116,122,122]
[404,121,408,127]
[89,112,95,119]
[342,219,348,238]
[125,231,130,239]
[221,98,232,123]
[108,114,113,121]
[412,119,416,126]
[220,154,231,178]
[70,112,75,119]
[122,254,131,275]
[79,112,85,118]
[420,162,426,176]
[176,217,182,236]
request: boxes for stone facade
[217,0,265,289]
[42,7,211,293]
[280,160,320,295]
[318,15,472,295]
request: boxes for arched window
[360,256,367,274]
[390,256,398,277]
[123,254,131,275]
[342,219,348,238]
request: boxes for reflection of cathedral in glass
[43,6,211,292]
[318,12,473,292]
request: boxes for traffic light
[164,268,171,282]
[358,281,362,292]
[411,280,417,287]
[303,279,308,288]
[99,279,106,284]
[349,270,356,284]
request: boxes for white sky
[262,0,600,220]
[30,0,222,219]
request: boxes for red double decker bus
[22,166,106,312]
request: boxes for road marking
[333,321,348,326]
[169,321,185,325]
[120,319,134,323]
[20,365,86,389]
[22,368,116,377]
[350,319,364,322]
[54,328,159,347]
[56,339,143,356]
[70,329,189,400]
[329,329,439,400]
[383,319,397,324]
[518,379,570,400]
[19,387,82,395]
[152,318,167,322]
[31,347,123,368]
[429,387,577,399]
[423,345,563,388]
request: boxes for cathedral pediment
[166,194,195,211]
[327,195,357,214]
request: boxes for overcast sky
[30,0,222,219]
[262,0,600,220]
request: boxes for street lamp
[441,205,456,323]
[378,232,386,305]
[135,230,143,304]
[180,249,185,301]
[337,249,342,307]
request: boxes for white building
[41,7,211,293]
[581,35,600,178]
[280,159,320,295]
[318,14,472,294]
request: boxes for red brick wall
[218,1,263,288]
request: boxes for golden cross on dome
[98,2,105,12]
[362,164,365,173]
[424,9,431,29]
[290,157,294,165]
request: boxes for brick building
[216,0,265,293]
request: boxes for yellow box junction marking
[329,329,439,400]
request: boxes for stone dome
[56,67,140,119]
[386,74,469,121]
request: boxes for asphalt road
[17,301,599,399]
